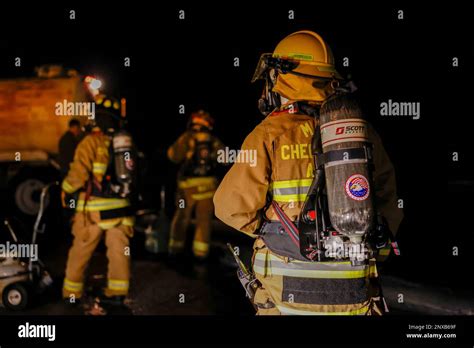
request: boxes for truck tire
[9,166,58,217]
[14,178,48,216]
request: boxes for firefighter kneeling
[61,97,137,307]
[214,31,403,315]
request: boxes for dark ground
[1,207,473,316]
[0,216,256,315]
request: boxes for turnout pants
[251,238,384,316]
[169,178,216,258]
[63,211,133,299]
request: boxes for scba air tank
[319,94,374,243]
[112,130,134,198]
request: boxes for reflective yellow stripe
[191,191,215,200]
[107,279,129,291]
[270,178,313,189]
[253,265,368,279]
[368,261,378,278]
[63,278,84,291]
[193,240,210,253]
[272,193,307,203]
[277,304,369,316]
[270,178,312,203]
[255,253,351,265]
[122,216,135,226]
[178,177,216,189]
[76,198,129,212]
[253,253,369,279]
[62,180,75,194]
[97,216,135,229]
[92,162,108,174]
[98,219,121,229]
[169,239,185,248]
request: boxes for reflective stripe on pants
[252,245,379,315]
[63,211,132,299]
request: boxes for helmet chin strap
[257,69,282,116]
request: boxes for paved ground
[0,220,255,315]
[1,219,472,316]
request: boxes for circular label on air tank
[345,174,370,201]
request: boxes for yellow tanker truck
[0,66,92,215]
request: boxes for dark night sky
[1,3,472,283]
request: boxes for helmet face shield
[251,53,272,83]
[252,53,342,85]
[251,53,301,83]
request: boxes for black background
[0,2,472,344]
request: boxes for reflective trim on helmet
[287,52,313,61]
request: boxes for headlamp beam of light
[85,76,103,96]
[89,78,102,90]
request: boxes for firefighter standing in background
[61,97,136,306]
[214,31,403,315]
[58,118,84,178]
[168,110,224,259]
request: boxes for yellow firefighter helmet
[252,30,343,106]
[189,110,214,131]
[272,30,341,80]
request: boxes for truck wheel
[2,283,29,311]
[14,178,49,216]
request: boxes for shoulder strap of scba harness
[271,201,300,247]
[87,134,119,198]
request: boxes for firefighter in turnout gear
[214,31,403,315]
[168,110,224,259]
[61,97,136,304]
